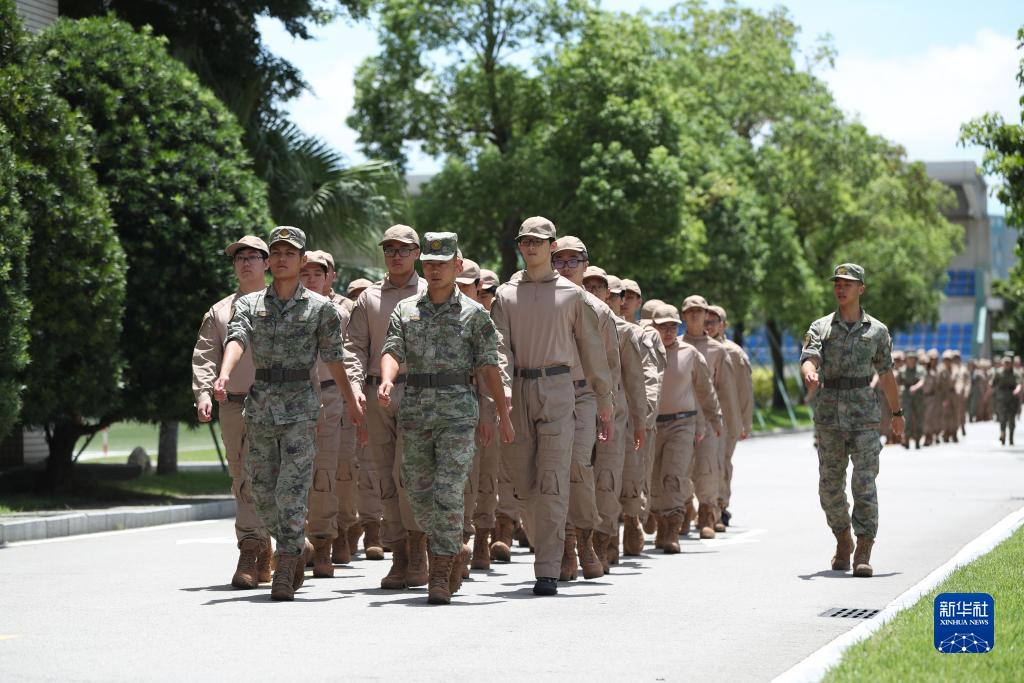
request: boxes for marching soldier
[897,351,926,449]
[993,354,1023,445]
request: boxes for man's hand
[633,425,645,451]
[739,430,749,441]
[695,432,704,445]
[346,398,365,427]
[356,425,369,446]
[801,360,819,392]
[478,420,494,447]
[377,381,393,408]
[597,404,614,442]
[196,395,213,423]
[891,414,905,439]
[353,389,367,412]
[213,376,229,402]
[498,416,516,444]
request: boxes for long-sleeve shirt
[660,337,721,431]
[192,291,255,401]
[615,318,649,430]
[316,292,353,383]
[684,331,739,437]
[720,337,754,434]
[638,322,666,430]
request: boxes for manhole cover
[820,607,880,619]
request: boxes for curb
[0,499,235,545]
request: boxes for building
[14,0,57,33]
[990,214,1018,282]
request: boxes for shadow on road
[365,595,505,608]
[198,592,349,606]
[798,570,903,581]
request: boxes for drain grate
[820,607,880,619]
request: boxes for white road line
[2,520,220,547]
[773,503,1024,683]
[176,537,237,545]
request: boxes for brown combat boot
[623,515,645,555]
[714,514,727,534]
[653,513,668,550]
[559,530,578,581]
[270,553,299,601]
[312,537,334,578]
[643,513,658,535]
[231,538,260,589]
[295,542,312,590]
[661,512,682,554]
[460,533,471,579]
[450,544,469,596]
[608,528,620,565]
[853,536,874,577]
[427,553,454,605]
[698,504,716,539]
[472,529,492,570]
[256,537,273,584]
[362,520,385,560]
[514,519,531,548]
[347,523,362,556]
[380,538,410,589]
[592,531,612,574]
[831,527,854,571]
[332,526,352,565]
[681,500,695,536]
[406,531,429,587]
[576,528,604,579]
[490,513,514,562]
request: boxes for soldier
[897,351,926,449]
[549,239,620,581]
[192,235,272,589]
[637,298,667,534]
[937,350,958,443]
[922,348,941,445]
[800,263,902,578]
[649,303,721,553]
[681,294,740,537]
[490,216,614,596]
[705,305,753,527]
[215,226,364,600]
[992,354,1023,445]
[378,232,513,605]
[620,279,643,322]
[346,225,430,590]
[953,350,970,437]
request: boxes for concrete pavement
[0,420,1020,682]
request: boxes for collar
[383,271,420,291]
[832,308,870,327]
[416,286,463,312]
[682,332,706,344]
[519,268,559,284]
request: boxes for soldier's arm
[219,299,254,395]
[693,352,723,435]
[621,328,648,445]
[574,294,614,411]
[799,320,824,389]
[737,350,754,435]
[717,351,741,437]
[641,333,663,430]
[472,312,511,407]
[344,292,372,396]
[192,308,221,421]
[489,292,515,380]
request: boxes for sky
[259,1,1022,214]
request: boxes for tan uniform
[192,292,266,544]
[651,337,721,515]
[491,269,613,579]
[469,396,500,532]
[717,337,753,512]
[344,273,428,546]
[937,362,956,439]
[630,323,665,520]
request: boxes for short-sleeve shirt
[800,309,893,430]
[226,283,345,425]
[381,288,502,428]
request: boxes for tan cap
[605,274,623,295]
[582,265,608,284]
[518,216,556,240]
[346,278,374,297]
[952,349,961,358]
[303,250,330,270]
[941,349,954,360]
[378,224,420,246]
[456,258,481,284]
[681,294,709,312]
[652,303,682,326]
[707,304,727,322]
[928,348,939,359]
[640,298,665,320]
[480,269,499,290]
[892,350,905,360]
[553,235,587,256]
[620,279,641,297]
[269,226,305,250]
[225,235,269,258]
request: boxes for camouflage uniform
[801,308,893,540]
[227,279,346,556]
[992,362,1023,442]
[897,363,924,442]
[381,238,504,557]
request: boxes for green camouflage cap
[420,231,458,262]
[269,225,306,250]
[831,263,865,283]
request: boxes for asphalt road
[1,420,1021,682]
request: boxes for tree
[36,16,272,471]
[0,120,29,442]
[1,0,127,488]
[961,26,1024,354]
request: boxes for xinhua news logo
[934,592,994,654]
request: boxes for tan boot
[346,523,362,556]
[460,533,471,579]
[576,528,604,579]
[449,544,469,596]
[653,513,668,550]
[514,520,531,548]
[592,531,612,574]
[490,513,514,562]
[312,537,334,578]
[643,513,658,535]
[661,513,682,554]
[295,543,312,590]
[332,527,352,565]
[559,530,578,581]
[831,527,854,571]
[427,553,454,605]
[623,515,645,556]
[363,520,385,560]
[471,529,492,570]
[853,536,874,577]
[608,529,620,565]
[380,537,409,589]
[231,538,260,589]
[256,537,273,584]
[406,531,429,587]
[681,500,695,536]
[270,553,299,601]
[714,514,727,534]
[698,504,716,539]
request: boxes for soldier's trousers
[365,383,421,547]
[594,395,628,535]
[650,416,696,516]
[245,419,317,555]
[307,386,356,540]
[816,428,880,539]
[401,422,476,556]
[718,434,739,511]
[620,421,653,518]
[470,414,500,531]
[218,400,267,543]
[354,443,382,522]
[495,457,520,520]
[693,430,723,516]
[333,421,359,532]
[567,386,600,532]
[996,399,1017,435]
[503,373,576,579]
[903,395,923,440]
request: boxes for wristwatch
[891,408,904,417]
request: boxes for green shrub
[0,120,29,441]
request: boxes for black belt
[254,368,308,383]
[320,380,336,389]
[575,380,587,389]
[515,365,571,379]
[226,392,247,404]
[365,374,406,386]
[406,372,473,388]
[656,410,698,423]
[823,376,872,390]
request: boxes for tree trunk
[43,421,80,493]
[499,215,520,281]
[157,420,178,475]
[733,321,745,348]
[765,319,787,411]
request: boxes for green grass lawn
[86,448,224,465]
[74,420,219,455]
[752,404,813,432]
[823,525,1024,682]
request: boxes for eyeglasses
[233,254,265,265]
[704,318,721,326]
[383,245,418,258]
[552,258,582,269]
[517,237,548,248]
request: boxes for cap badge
[279,228,292,239]
[430,240,442,250]
[837,266,848,276]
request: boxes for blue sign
[934,592,994,653]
